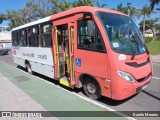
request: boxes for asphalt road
[0,53,160,120]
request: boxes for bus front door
[53,27,65,79]
[53,23,75,88]
[68,23,75,85]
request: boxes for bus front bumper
[110,70,152,100]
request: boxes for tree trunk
[151,28,154,37]
[143,15,145,37]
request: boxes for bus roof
[11,16,51,31]
[12,6,127,31]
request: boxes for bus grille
[125,58,150,68]
[137,73,152,83]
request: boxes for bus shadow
[97,94,138,106]
[16,65,137,106]
[142,90,160,101]
[16,65,80,92]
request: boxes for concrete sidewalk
[152,54,160,63]
[0,74,58,120]
[0,62,124,120]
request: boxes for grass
[146,40,160,55]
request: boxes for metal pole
[127,3,131,16]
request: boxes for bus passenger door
[68,23,75,85]
[53,27,65,79]
[53,23,75,88]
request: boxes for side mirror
[87,20,95,36]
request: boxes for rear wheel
[26,63,33,74]
[83,77,101,100]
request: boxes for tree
[139,19,158,35]
[0,14,7,24]
[149,0,160,12]
[138,5,151,36]
[6,0,55,30]
[51,0,72,11]
[116,2,127,14]
[155,24,160,31]
[95,1,107,8]
[73,0,94,7]
[116,3,138,20]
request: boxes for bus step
[59,77,74,89]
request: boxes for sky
[0,0,159,27]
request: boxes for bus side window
[21,29,27,47]
[28,27,39,47]
[12,31,19,46]
[78,19,106,52]
[18,30,22,46]
[41,24,52,47]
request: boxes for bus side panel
[13,57,26,68]
[12,47,55,79]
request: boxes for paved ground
[0,60,124,120]
[152,55,160,63]
[0,53,159,120]
[0,74,58,120]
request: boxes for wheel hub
[87,82,96,94]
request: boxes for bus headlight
[117,70,136,83]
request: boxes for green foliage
[3,0,158,32]
[149,0,160,12]
[6,0,56,30]
[116,2,127,14]
[51,0,72,11]
[5,0,97,30]
[155,24,160,31]
[138,5,151,18]
[72,0,94,7]
[0,14,7,24]
[116,2,139,19]
[95,1,107,8]
[139,19,158,31]
[147,40,160,55]
[155,36,160,41]
[144,37,153,43]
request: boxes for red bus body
[12,6,152,100]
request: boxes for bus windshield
[97,11,147,56]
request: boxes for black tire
[26,63,33,74]
[0,50,3,55]
[83,76,101,100]
[0,49,5,55]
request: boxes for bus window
[20,29,27,47]
[41,24,52,47]
[78,19,106,52]
[28,27,39,47]
[18,31,22,46]
[12,31,19,46]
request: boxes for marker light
[117,70,136,83]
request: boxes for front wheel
[83,77,101,100]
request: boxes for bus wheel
[83,77,101,100]
[26,63,33,75]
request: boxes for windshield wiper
[131,45,136,60]
[128,27,142,60]
[134,33,149,55]
[128,31,139,60]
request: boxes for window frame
[12,30,19,46]
[28,25,39,47]
[77,18,106,53]
[40,23,52,48]
[19,29,27,47]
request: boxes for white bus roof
[11,16,51,31]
